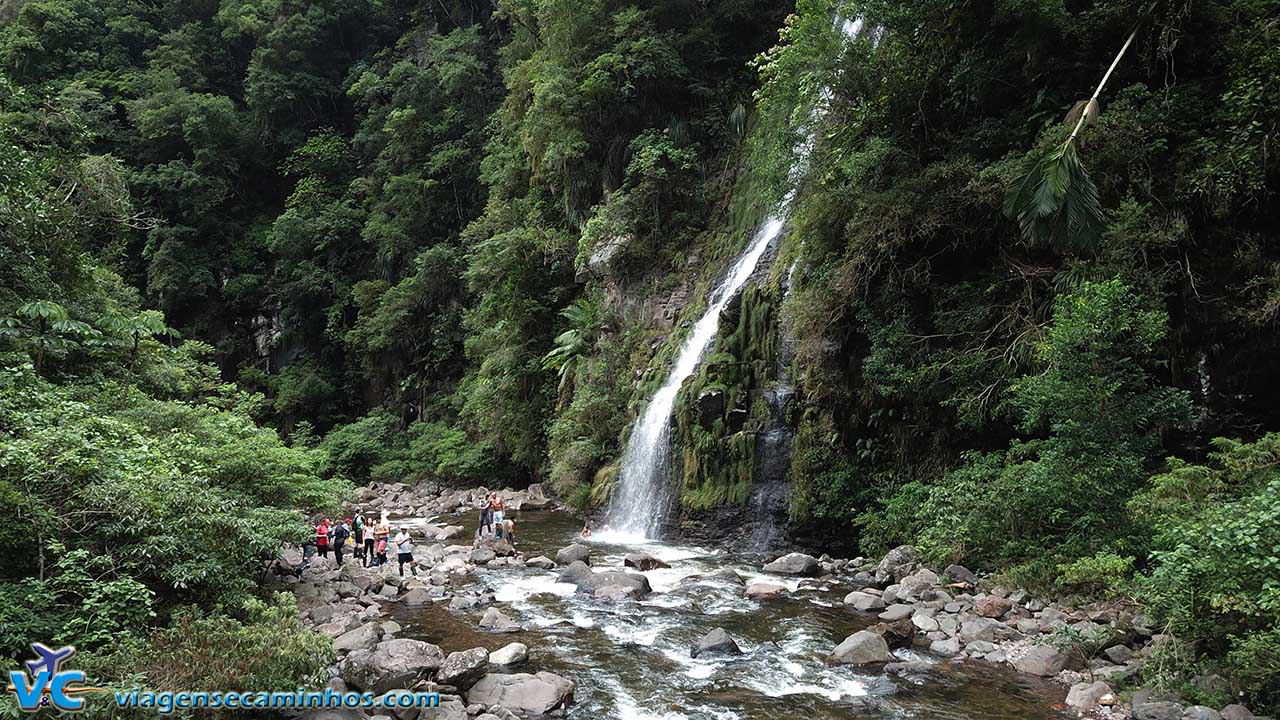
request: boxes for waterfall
[604,15,864,540]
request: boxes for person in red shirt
[315,517,331,559]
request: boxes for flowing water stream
[391,510,1067,720]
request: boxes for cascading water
[605,15,864,540]
[606,216,788,538]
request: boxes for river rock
[525,556,556,570]
[975,595,1012,618]
[466,672,575,716]
[844,591,886,611]
[555,544,592,566]
[489,642,529,667]
[333,622,380,653]
[944,564,977,586]
[877,604,914,622]
[341,638,445,695]
[871,619,917,649]
[828,630,895,665]
[763,552,819,576]
[744,582,786,599]
[959,618,1000,643]
[1065,681,1112,712]
[1220,705,1254,720]
[1183,707,1223,720]
[471,547,497,565]
[401,587,434,606]
[1133,702,1185,720]
[437,647,489,691]
[1014,644,1069,677]
[556,560,593,587]
[930,637,961,656]
[594,584,642,602]
[479,607,522,633]
[624,553,670,571]
[692,627,742,658]
[897,568,939,600]
[875,545,919,580]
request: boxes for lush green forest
[2,0,1278,712]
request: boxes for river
[386,509,1068,720]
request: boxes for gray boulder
[1014,644,1069,677]
[875,545,920,580]
[471,547,496,565]
[1065,681,1112,712]
[488,642,529,667]
[479,607,522,633]
[525,556,556,570]
[437,647,489,691]
[1133,702,1185,720]
[744,582,786,599]
[466,672,575,716]
[1183,707,1223,720]
[340,638,445,694]
[828,630,895,665]
[944,564,977,586]
[877,604,914,622]
[555,544,592,566]
[844,591,886,611]
[692,627,742,658]
[897,568,939,600]
[1220,705,1254,720]
[333,623,380,653]
[763,552,819,576]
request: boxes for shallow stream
[389,510,1067,720]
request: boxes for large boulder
[340,638,444,694]
[1013,644,1069,677]
[763,552,819,576]
[333,622,380,653]
[692,628,742,658]
[871,619,917,650]
[471,547,497,565]
[624,553,670,571]
[877,603,914,622]
[875,545,919,580]
[944,564,977,586]
[1132,702,1185,720]
[896,568,939,600]
[525,556,556,570]
[828,630,895,665]
[556,562,650,598]
[488,642,528,667]
[556,560,593,587]
[555,544,592,566]
[974,595,1013,618]
[466,672,575,716]
[437,648,489,691]
[1065,681,1112,712]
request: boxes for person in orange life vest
[315,517,331,559]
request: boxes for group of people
[307,510,419,576]
[477,492,517,543]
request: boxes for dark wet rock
[708,568,745,584]
[437,647,489,691]
[488,642,528,667]
[871,619,917,650]
[341,638,445,695]
[692,627,742,658]
[556,560,593,586]
[465,672,575,716]
[828,630,896,665]
[763,552,819,576]
[555,544,592,566]
[944,564,977,586]
[624,552,670,571]
[696,389,725,428]
[1013,645,1069,677]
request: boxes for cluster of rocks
[350,482,556,524]
[272,484,578,720]
[757,546,1267,720]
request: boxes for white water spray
[605,15,864,539]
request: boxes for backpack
[333,525,350,544]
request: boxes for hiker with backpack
[352,510,366,564]
[331,519,351,565]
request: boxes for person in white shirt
[393,527,416,577]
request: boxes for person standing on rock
[361,514,376,567]
[492,494,505,539]
[479,494,493,538]
[332,518,351,565]
[314,517,331,559]
[373,516,391,566]
[393,527,417,577]
[352,510,365,564]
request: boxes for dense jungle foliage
[2,0,1278,710]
